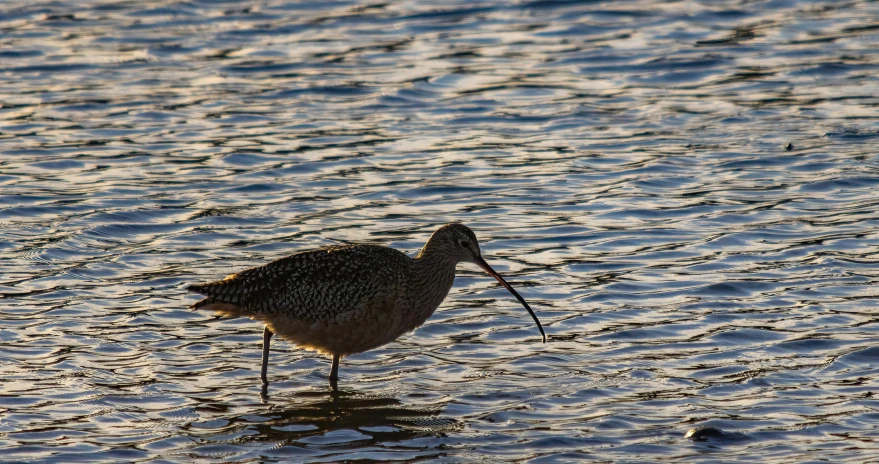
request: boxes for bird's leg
[261,326,273,385]
[329,354,340,388]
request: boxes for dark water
[2,0,879,461]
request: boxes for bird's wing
[188,245,409,322]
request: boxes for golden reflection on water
[1,0,879,462]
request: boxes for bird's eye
[459,240,470,248]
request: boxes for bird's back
[188,244,412,322]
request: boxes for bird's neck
[410,250,458,317]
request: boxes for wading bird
[187,223,545,388]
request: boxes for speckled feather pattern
[187,224,475,356]
[189,245,410,322]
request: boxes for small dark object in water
[685,426,748,442]
[785,142,793,151]
[685,426,725,441]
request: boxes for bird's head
[420,222,546,343]
[423,222,482,264]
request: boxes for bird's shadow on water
[238,386,457,450]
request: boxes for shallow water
[1,0,879,461]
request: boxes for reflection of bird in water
[217,389,458,453]
[187,223,546,388]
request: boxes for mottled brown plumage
[187,223,545,388]
[190,245,411,322]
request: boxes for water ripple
[1,0,878,462]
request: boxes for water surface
[1,0,879,462]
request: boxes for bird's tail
[187,284,245,317]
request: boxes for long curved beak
[474,256,546,343]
